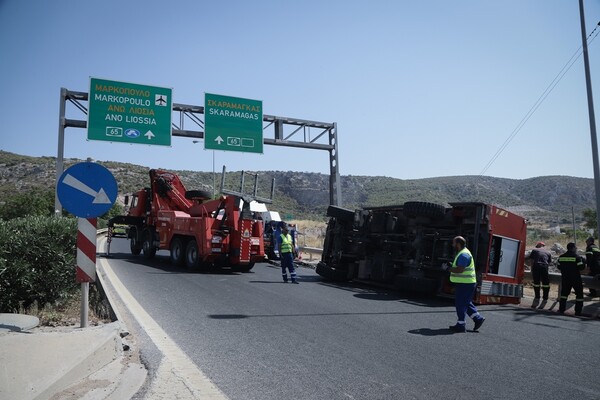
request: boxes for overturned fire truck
[316,202,527,304]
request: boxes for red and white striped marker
[76,218,97,283]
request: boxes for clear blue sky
[1,0,599,179]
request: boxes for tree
[583,208,597,236]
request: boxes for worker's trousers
[454,283,482,324]
[559,275,584,315]
[531,265,550,299]
[281,252,297,283]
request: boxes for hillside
[0,150,594,225]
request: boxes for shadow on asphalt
[99,251,244,276]
[510,308,597,329]
[206,307,511,320]
[407,328,457,336]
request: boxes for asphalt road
[104,238,600,400]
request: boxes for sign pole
[80,282,89,328]
[76,217,97,328]
[578,0,600,236]
[55,87,67,215]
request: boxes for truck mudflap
[316,262,351,281]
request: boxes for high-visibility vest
[450,248,477,284]
[280,233,293,253]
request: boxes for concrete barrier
[0,323,121,400]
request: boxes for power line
[479,22,600,176]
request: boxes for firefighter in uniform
[557,243,585,316]
[445,236,485,333]
[528,242,552,300]
[585,237,600,297]
[279,225,298,284]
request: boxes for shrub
[0,189,56,220]
[0,216,77,312]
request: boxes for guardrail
[524,270,600,290]
[298,246,322,261]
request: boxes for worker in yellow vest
[279,224,298,284]
[444,236,485,333]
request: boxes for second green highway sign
[204,93,263,154]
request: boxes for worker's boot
[542,286,550,301]
[533,285,541,299]
[559,298,567,314]
[589,289,598,298]
[575,298,584,316]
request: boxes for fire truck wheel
[403,201,446,220]
[129,227,142,256]
[142,229,156,259]
[316,262,351,281]
[185,190,212,201]
[185,240,200,271]
[170,237,186,266]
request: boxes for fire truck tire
[185,240,200,271]
[316,262,351,281]
[403,201,445,220]
[327,205,354,221]
[142,229,156,259]
[129,227,142,256]
[170,237,186,266]
[185,190,212,200]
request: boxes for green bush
[0,189,56,220]
[0,216,77,312]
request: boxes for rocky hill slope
[0,150,594,224]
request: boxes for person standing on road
[528,242,552,300]
[585,237,600,297]
[279,225,298,284]
[557,243,585,316]
[445,236,485,333]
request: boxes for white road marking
[97,250,228,399]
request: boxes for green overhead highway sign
[88,78,172,146]
[204,93,263,154]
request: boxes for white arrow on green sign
[88,78,172,146]
[204,93,263,154]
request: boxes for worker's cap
[586,237,595,243]
[567,242,577,251]
[536,241,545,247]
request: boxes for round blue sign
[57,162,118,218]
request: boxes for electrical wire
[479,22,600,177]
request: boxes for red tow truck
[108,168,274,272]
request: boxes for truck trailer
[316,201,527,305]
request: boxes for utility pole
[579,0,600,237]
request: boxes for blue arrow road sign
[57,162,118,218]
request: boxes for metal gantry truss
[56,88,341,212]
